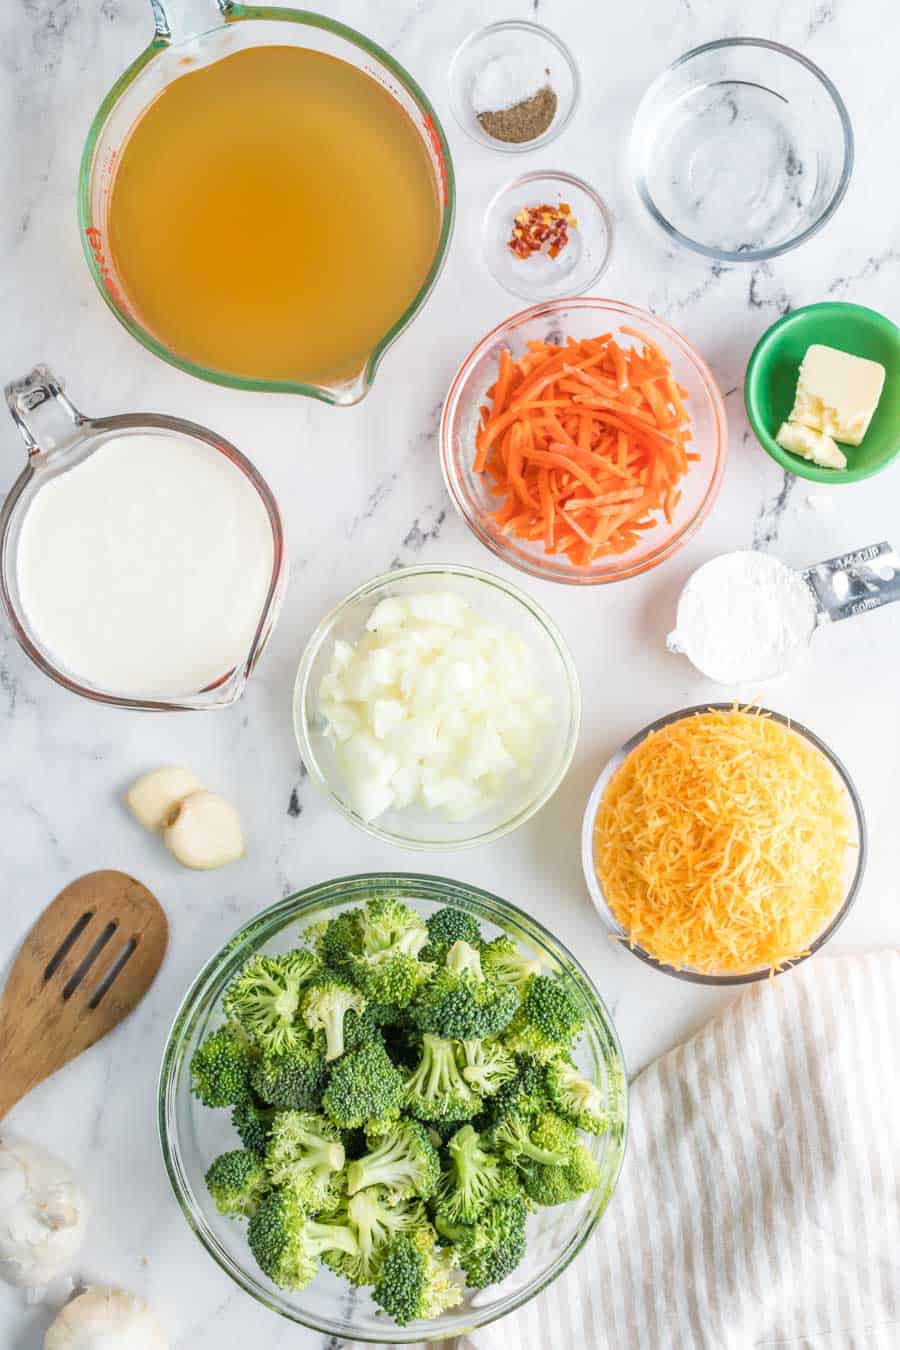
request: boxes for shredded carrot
[594,709,854,975]
[473,331,695,566]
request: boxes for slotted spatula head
[0,870,168,1120]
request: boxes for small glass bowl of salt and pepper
[449,21,579,151]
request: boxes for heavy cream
[17,432,274,697]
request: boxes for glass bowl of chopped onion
[293,564,580,849]
[441,298,727,585]
[158,872,628,1343]
[581,705,867,985]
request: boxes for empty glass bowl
[440,299,727,585]
[483,171,614,301]
[630,38,854,261]
[158,873,628,1343]
[581,705,867,986]
[293,565,580,849]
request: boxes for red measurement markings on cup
[84,228,130,315]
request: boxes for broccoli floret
[205,1149,269,1219]
[231,1097,276,1157]
[190,1025,254,1107]
[372,1229,462,1325]
[480,935,543,994]
[300,976,367,1062]
[412,942,518,1040]
[435,1195,528,1289]
[250,1041,327,1111]
[545,1057,609,1134]
[480,1052,548,1126]
[264,1111,346,1213]
[224,952,320,1055]
[458,1038,516,1097]
[426,1117,473,1148]
[502,975,584,1060]
[316,908,365,974]
[346,1118,439,1202]
[490,1109,576,1169]
[405,1033,481,1122]
[322,1187,427,1286]
[338,898,430,1010]
[519,1144,602,1207]
[361,895,429,958]
[421,907,482,963]
[342,1002,386,1056]
[322,1039,405,1132]
[248,1188,358,1291]
[433,1124,519,1225]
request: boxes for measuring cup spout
[150,0,230,43]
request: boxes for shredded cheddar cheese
[594,708,854,975]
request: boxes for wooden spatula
[0,870,168,1120]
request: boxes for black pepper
[477,84,558,144]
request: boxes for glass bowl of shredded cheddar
[581,705,866,984]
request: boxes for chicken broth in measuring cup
[106,46,442,387]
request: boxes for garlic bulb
[45,1286,168,1349]
[0,1137,87,1289]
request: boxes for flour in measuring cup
[667,551,818,684]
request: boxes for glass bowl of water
[630,38,853,262]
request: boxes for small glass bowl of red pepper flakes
[508,201,577,260]
[483,170,613,301]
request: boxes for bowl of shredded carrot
[440,298,727,584]
[581,705,866,984]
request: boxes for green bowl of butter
[745,301,900,484]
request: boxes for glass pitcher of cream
[79,2,455,406]
[1,367,287,710]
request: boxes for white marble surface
[2,0,899,1344]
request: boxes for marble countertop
[2,0,899,1344]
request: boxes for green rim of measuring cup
[745,301,900,484]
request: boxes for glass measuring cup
[1,366,287,711]
[79,1,455,406]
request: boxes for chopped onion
[318,592,552,822]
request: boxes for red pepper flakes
[507,201,577,260]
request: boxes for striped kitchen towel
[459,950,900,1350]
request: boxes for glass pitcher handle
[151,0,232,41]
[5,366,85,458]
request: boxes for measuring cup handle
[5,366,85,458]
[151,0,231,42]
[804,542,900,623]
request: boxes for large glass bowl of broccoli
[158,874,627,1343]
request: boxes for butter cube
[776,421,846,470]
[789,344,885,446]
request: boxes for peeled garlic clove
[162,790,243,870]
[126,766,203,833]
